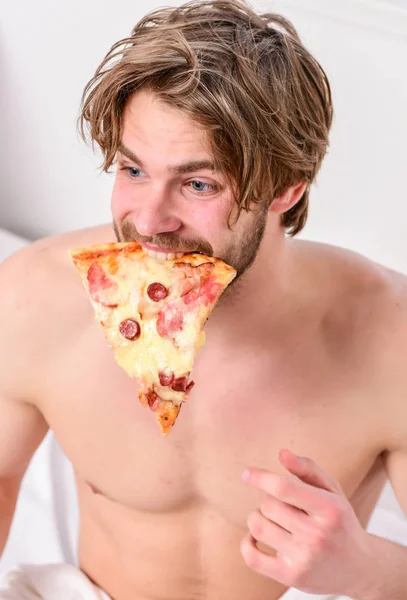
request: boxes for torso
[29,225,395,600]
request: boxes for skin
[0,90,406,600]
[112,92,271,280]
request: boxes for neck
[210,220,297,339]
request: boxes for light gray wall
[1,0,407,273]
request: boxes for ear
[269,181,307,215]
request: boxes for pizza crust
[70,241,235,283]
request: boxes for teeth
[145,249,184,261]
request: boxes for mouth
[141,242,188,261]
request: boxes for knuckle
[309,530,327,553]
[242,543,259,569]
[281,549,315,588]
[246,551,259,569]
[323,500,344,529]
[247,511,264,539]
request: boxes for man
[0,0,406,599]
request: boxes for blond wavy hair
[79,0,333,235]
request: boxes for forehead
[121,90,213,160]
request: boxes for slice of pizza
[69,241,236,435]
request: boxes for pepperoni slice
[119,319,141,340]
[146,390,161,412]
[171,376,188,392]
[159,371,174,386]
[186,381,195,393]
[147,282,169,302]
[87,262,118,307]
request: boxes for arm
[0,248,50,556]
[356,528,407,600]
[353,443,407,599]
[354,280,407,599]
[0,395,48,555]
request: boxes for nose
[132,188,182,237]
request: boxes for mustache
[114,220,214,257]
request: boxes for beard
[114,219,214,257]
[220,205,268,280]
[113,205,267,281]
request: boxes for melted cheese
[89,254,207,405]
[71,242,236,431]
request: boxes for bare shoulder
[297,239,407,447]
[294,238,407,332]
[26,222,115,258]
[0,222,114,310]
[0,223,114,404]
[327,243,407,357]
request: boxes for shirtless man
[0,1,406,599]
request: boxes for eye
[121,167,146,178]
[187,180,219,195]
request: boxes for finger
[243,468,329,514]
[247,509,292,550]
[240,532,289,581]
[279,449,343,494]
[260,494,308,534]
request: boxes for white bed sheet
[0,227,406,574]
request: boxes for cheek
[111,179,125,216]
[111,178,140,221]
[190,202,229,237]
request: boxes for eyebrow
[117,142,217,174]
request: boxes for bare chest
[39,323,384,528]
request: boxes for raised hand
[240,449,372,596]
